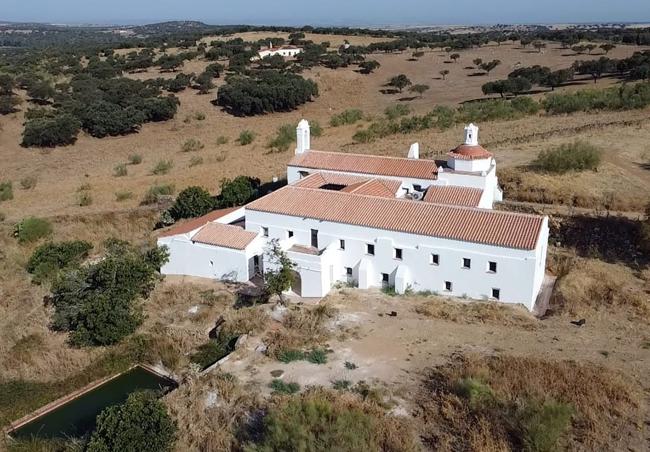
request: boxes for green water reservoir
[10,366,176,440]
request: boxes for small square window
[445,281,452,292]
[367,244,375,255]
[382,273,389,282]
[340,239,346,250]
[492,288,500,300]
[394,248,403,260]
[462,258,471,269]
[262,227,269,237]
[430,254,439,265]
[288,230,294,238]
[346,267,353,276]
[488,261,497,273]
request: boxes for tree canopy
[217,70,318,116]
[87,391,177,452]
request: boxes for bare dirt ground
[1,42,649,221]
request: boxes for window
[430,253,439,265]
[366,244,375,255]
[340,239,346,250]
[462,258,471,269]
[488,261,497,273]
[445,281,452,292]
[311,229,319,248]
[262,227,269,237]
[298,170,309,179]
[346,267,353,276]
[394,248,403,260]
[287,230,294,238]
[492,288,500,300]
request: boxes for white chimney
[295,119,310,155]
[464,123,479,146]
[407,142,419,159]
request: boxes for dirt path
[220,290,650,404]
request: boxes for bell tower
[464,123,479,146]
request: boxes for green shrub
[267,124,295,152]
[189,337,235,369]
[217,176,259,208]
[330,109,363,126]
[453,378,495,408]
[115,191,134,202]
[216,135,229,145]
[152,159,173,175]
[269,379,301,394]
[0,181,13,201]
[278,349,305,363]
[169,186,215,220]
[27,240,92,274]
[87,391,177,452]
[543,82,650,114]
[50,239,169,346]
[306,348,328,364]
[432,105,457,129]
[511,96,540,115]
[142,184,175,205]
[189,156,203,167]
[332,380,352,390]
[238,130,255,145]
[181,138,204,152]
[19,176,37,190]
[194,111,206,121]
[128,153,143,165]
[310,120,323,137]
[519,399,573,452]
[384,104,410,120]
[533,141,602,173]
[77,191,93,207]
[248,392,412,451]
[14,217,53,243]
[113,163,128,177]
[22,113,81,147]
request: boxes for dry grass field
[1,41,649,222]
[1,37,649,450]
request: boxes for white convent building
[159,121,549,310]
[254,42,303,60]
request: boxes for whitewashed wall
[158,235,264,283]
[245,209,547,309]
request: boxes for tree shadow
[636,162,650,171]
[550,214,648,269]
[398,96,418,102]
[467,72,487,77]
[379,88,399,95]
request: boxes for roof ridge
[276,185,541,220]
[298,149,438,164]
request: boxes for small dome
[448,144,493,161]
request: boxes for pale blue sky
[2,0,649,26]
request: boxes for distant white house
[159,121,548,310]
[254,42,303,60]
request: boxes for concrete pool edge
[4,364,176,438]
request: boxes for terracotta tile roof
[158,207,240,238]
[448,144,493,160]
[294,172,400,198]
[247,187,543,250]
[344,179,398,198]
[423,186,483,207]
[289,150,438,180]
[191,223,258,250]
